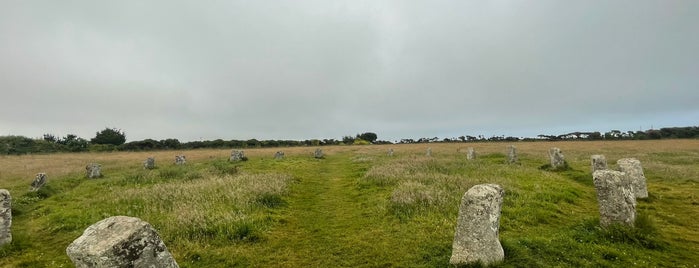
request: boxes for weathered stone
[426,147,432,157]
[85,163,102,178]
[450,184,505,266]
[0,189,11,246]
[466,147,476,160]
[66,216,179,268]
[506,145,517,164]
[314,148,324,159]
[591,155,607,173]
[387,148,394,157]
[592,170,636,227]
[230,150,245,162]
[31,173,47,191]
[144,157,155,170]
[617,158,648,199]
[549,147,565,169]
[274,151,285,160]
[175,155,186,165]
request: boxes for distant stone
[230,150,245,162]
[506,145,517,164]
[85,163,102,178]
[591,155,607,173]
[66,216,179,268]
[592,170,636,227]
[426,147,432,157]
[314,148,324,159]
[274,151,285,160]
[0,189,11,246]
[450,184,505,266]
[617,158,648,199]
[387,148,394,157]
[466,147,476,160]
[549,147,565,169]
[175,155,186,165]
[144,157,155,170]
[31,173,47,191]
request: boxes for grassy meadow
[0,140,697,267]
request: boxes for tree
[356,132,378,143]
[91,128,126,145]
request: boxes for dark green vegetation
[0,141,697,267]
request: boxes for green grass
[0,141,697,267]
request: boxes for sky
[1,1,698,142]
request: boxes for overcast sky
[1,1,698,142]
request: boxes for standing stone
[549,147,565,169]
[31,173,47,191]
[85,163,102,178]
[426,147,432,157]
[274,151,285,160]
[591,155,607,173]
[66,216,179,268]
[230,150,245,162]
[617,158,648,199]
[387,148,394,157]
[314,148,324,159]
[0,189,11,246]
[506,145,518,164]
[592,170,636,227]
[144,157,155,170]
[450,184,505,266]
[174,155,186,165]
[466,147,476,160]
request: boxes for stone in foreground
[387,148,394,157]
[230,150,245,162]
[466,147,476,160]
[617,158,648,199]
[85,163,102,178]
[314,148,324,159]
[31,173,47,191]
[450,184,505,266]
[0,189,11,246]
[144,157,155,169]
[549,147,565,169]
[426,147,432,157]
[592,170,636,227]
[66,216,179,268]
[274,151,285,160]
[175,155,186,165]
[506,145,517,164]
[591,155,607,172]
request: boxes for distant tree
[342,136,355,145]
[43,133,58,143]
[356,132,378,143]
[91,128,126,146]
[60,134,89,152]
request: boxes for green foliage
[356,132,378,143]
[91,127,126,145]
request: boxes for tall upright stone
[591,155,607,172]
[617,158,648,199]
[426,147,432,157]
[450,184,505,266]
[0,189,11,246]
[274,151,285,160]
[387,148,394,157]
[66,216,179,268]
[314,148,324,159]
[31,173,47,191]
[85,163,102,178]
[230,150,245,162]
[144,157,155,170]
[592,170,636,227]
[175,155,186,165]
[549,147,565,169]
[466,147,476,160]
[506,145,517,164]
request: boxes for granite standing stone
[387,148,394,157]
[31,173,47,191]
[66,216,179,268]
[507,145,517,164]
[85,163,102,178]
[549,147,565,169]
[466,147,476,160]
[314,148,324,159]
[617,158,648,199]
[591,155,607,173]
[592,170,636,227]
[144,157,155,170]
[230,150,245,162]
[175,155,186,165]
[0,189,11,246]
[274,151,285,160]
[426,147,432,157]
[450,184,505,266]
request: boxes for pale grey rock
[617,158,648,199]
[387,148,394,157]
[507,145,517,164]
[314,148,324,159]
[274,151,285,160]
[466,147,476,160]
[0,189,11,246]
[144,157,155,170]
[591,155,607,173]
[31,173,47,191]
[593,170,637,227]
[175,155,186,165]
[66,216,179,268]
[549,147,565,169]
[450,184,505,266]
[426,147,432,157]
[230,150,245,162]
[85,163,102,178]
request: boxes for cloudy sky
[1,1,698,142]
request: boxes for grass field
[0,140,697,267]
